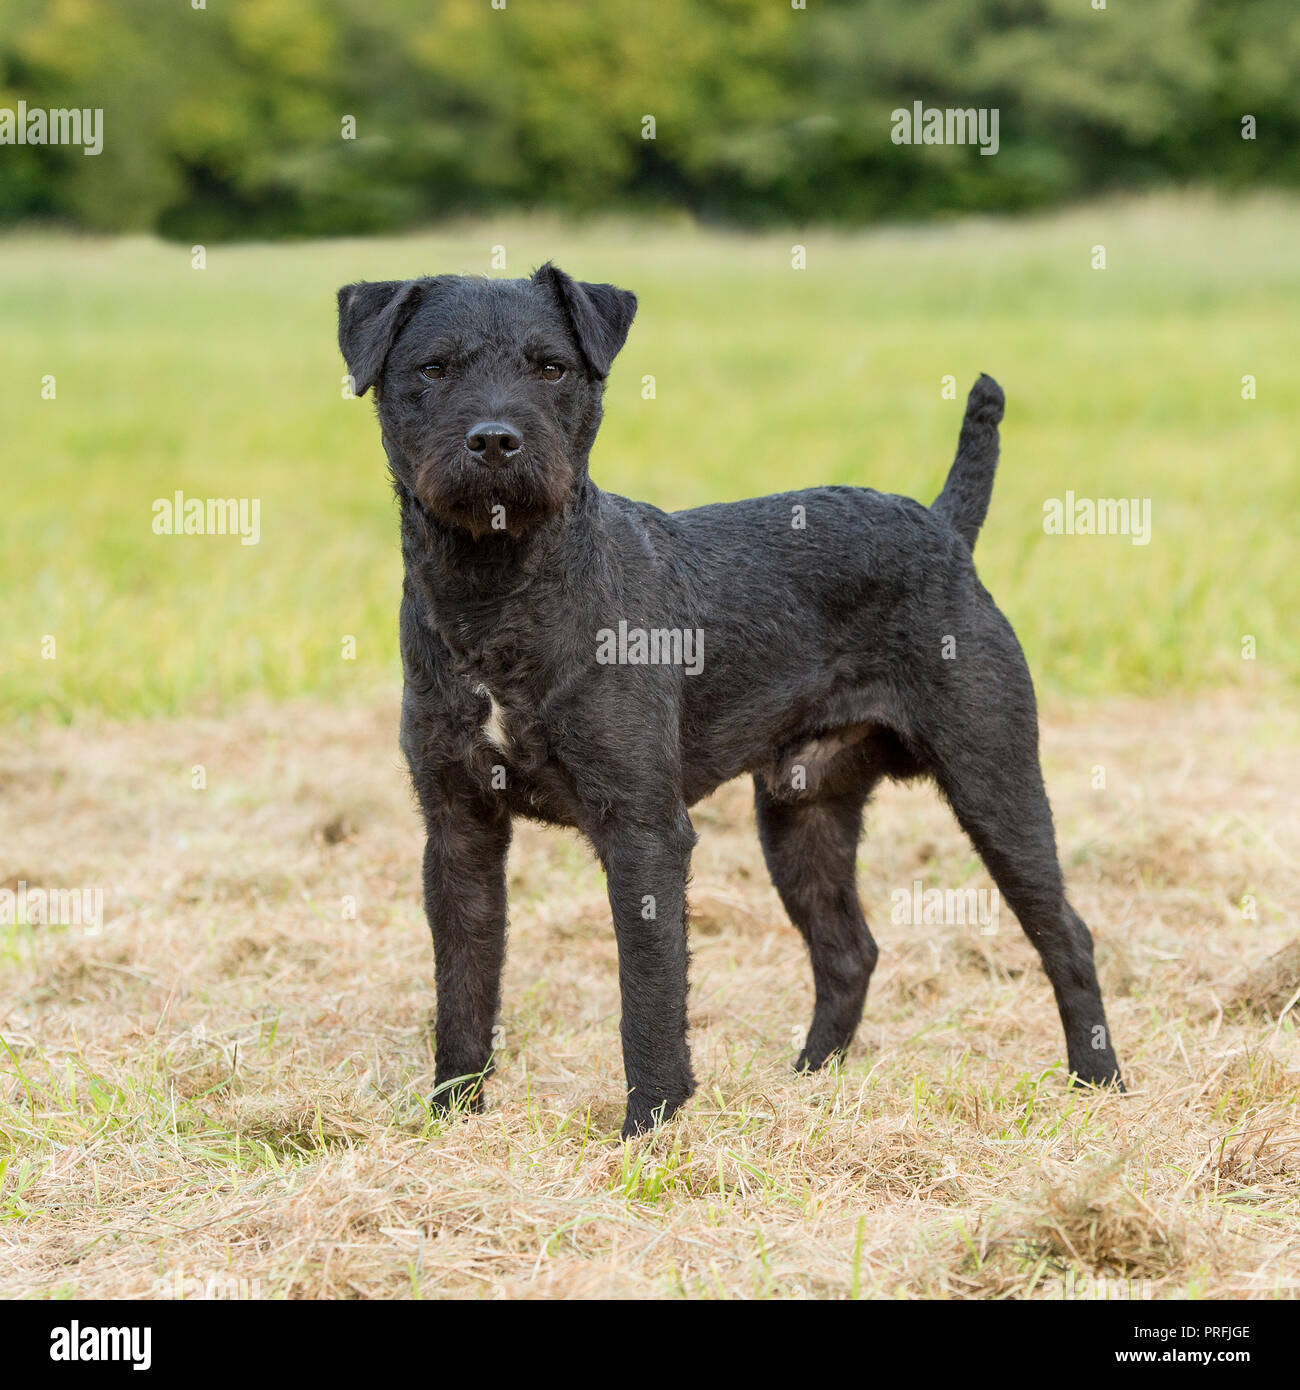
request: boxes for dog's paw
[1067,1063,1125,1093]
[620,1090,690,1140]
[429,1074,488,1119]
[793,1042,848,1074]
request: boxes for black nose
[465,422,523,465]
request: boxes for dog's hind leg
[922,629,1123,1089]
[754,783,878,1072]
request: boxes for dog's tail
[931,374,1005,551]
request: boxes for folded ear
[533,263,637,379]
[337,279,424,396]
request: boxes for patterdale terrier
[337,265,1123,1138]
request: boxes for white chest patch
[475,683,510,752]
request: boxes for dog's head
[337,266,636,538]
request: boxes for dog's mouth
[412,448,575,539]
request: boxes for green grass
[3,191,1296,722]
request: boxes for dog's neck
[387,440,598,676]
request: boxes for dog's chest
[474,682,511,752]
[465,678,583,826]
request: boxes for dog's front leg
[596,814,698,1138]
[420,794,512,1118]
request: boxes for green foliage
[0,0,1295,237]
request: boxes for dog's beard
[413,440,574,539]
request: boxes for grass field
[2,194,1297,1300]
[2,192,1297,721]
[1,692,1297,1297]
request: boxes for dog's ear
[337,279,424,397]
[533,263,637,379]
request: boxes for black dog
[338,265,1123,1138]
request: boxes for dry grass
[1,692,1297,1299]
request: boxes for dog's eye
[419,363,446,381]
[540,363,565,382]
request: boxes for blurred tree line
[0,0,1294,238]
